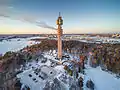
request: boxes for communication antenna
[59,12,61,17]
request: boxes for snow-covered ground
[84,66,120,90]
[17,57,66,90]
[0,36,41,54]
[17,68,46,90]
[84,54,120,90]
[17,51,120,90]
[1,35,120,90]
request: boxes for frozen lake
[0,37,41,54]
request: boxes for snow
[54,65,65,72]
[84,54,120,90]
[25,59,51,70]
[0,39,28,54]
[83,54,120,90]
[84,66,120,90]
[17,57,63,90]
[17,69,45,90]
[17,52,120,90]
[78,36,120,44]
[2,35,119,90]
[0,37,41,54]
[17,52,69,90]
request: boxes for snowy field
[0,36,41,54]
[84,66,120,90]
[83,55,120,90]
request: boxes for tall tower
[57,12,63,60]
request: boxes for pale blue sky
[0,0,120,34]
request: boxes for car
[41,58,47,63]
[55,57,59,60]
[33,78,36,81]
[39,75,44,80]
[29,74,32,77]
[35,73,38,75]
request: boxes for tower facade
[57,13,63,59]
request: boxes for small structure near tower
[57,12,63,60]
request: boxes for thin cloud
[0,2,57,30]
[0,13,57,30]
[35,21,57,30]
[0,0,13,18]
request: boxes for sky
[0,0,120,34]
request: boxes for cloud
[0,1,57,30]
[0,13,10,18]
[35,21,57,30]
[0,0,13,18]
[0,13,57,30]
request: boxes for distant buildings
[112,34,120,38]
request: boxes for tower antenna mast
[59,12,61,17]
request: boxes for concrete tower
[57,12,63,60]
